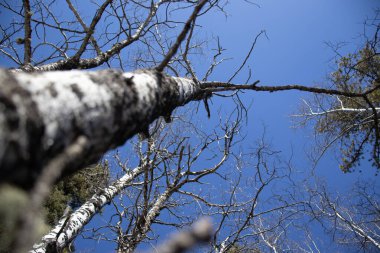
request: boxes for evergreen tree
[44,162,109,226]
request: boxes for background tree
[44,163,109,226]
[294,14,380,172]
[304,179,380,251]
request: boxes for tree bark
[0,68,202,189]
[121,187,174,253]
[30,165,146,253]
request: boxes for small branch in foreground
[13,136,88,253]
[153,217,213,253]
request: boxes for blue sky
[134,1,378,251]
[187,1,379,250]
[194,0,379,185]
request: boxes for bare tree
[303,179,380,252]
[246,176,380,253]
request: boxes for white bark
[0,68,201,189]
[293,98,380,117]
[334,209,380,250]
[30,165,146,253]
[122,186,175,253]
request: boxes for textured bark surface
[0,68,201,189]
[31,165,146,253]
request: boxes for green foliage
[315,30,380,172]
[44,162,110,226]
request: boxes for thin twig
[65,0,102,56]
[73,0,113,61]
[156,0,209,72]
[227,30,266,83]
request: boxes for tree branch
[202,81,380,98]
[156,0,209,72]
[22,0,32,67]
[72,0,113,61]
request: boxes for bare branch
[22,0,32,67]
[156,0,208,72]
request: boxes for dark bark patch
[88,69,124,86]
[70,83,84,100]
[47,82,58,97]
[0,69,45,189]
[153,71,180,116]
[0,92,19,130]
[124,76,134,86]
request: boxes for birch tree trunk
[121,186,175,253]
[0,68,201,189]
[30,165,146,253]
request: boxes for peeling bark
[0,68,202,189]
